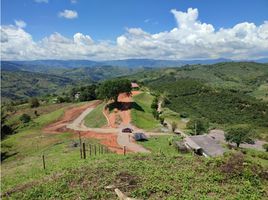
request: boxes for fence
[40,133,127,170]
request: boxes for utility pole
[195,121,197,135]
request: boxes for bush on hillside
[262,143,268,152]
[19,114,31,123]
[29,98,40,108]
[171,122,177,132]
[186,118,209,135]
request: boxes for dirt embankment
[43,100,124,154]
[104,91,141,128]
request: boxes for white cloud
[15,20,27,28]
[1,8,268,60]
[74,33,93,45]
[58,10,78,19]
[34,0,48,3]
[70,0,77,3]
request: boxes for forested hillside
[1,61,149,102]
[125,62,268,139]
[1,70,77,102]
[130,62,268,100]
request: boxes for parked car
[122,128,133,133]
[133,132,148,141]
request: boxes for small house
[131,82,139,90]
[184,135,225,157]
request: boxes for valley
[1,61,268,199]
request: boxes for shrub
[152,110,159,120]
[186,118,209,135]
[171,122,177,132]
[180,112,188,118]
[19,114,31,123]
[159,116,165,124]
[221,152,245,177]
[29,98,40,108]
[263,143,268,152]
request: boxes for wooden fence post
[42,154,46,170]
[94,145,97,156]
[82,142,86,159]
[123,146,126,156]
[79,132,82,159]
[89,144,92,156]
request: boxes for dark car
[122,128,133,133]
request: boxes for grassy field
[84,102,107,128]
[131,92,160,130]
[3,151,268,199]
[1,103,104,193]
[1,103,268,199]
[138,135,183,155]
[160,107,187,130]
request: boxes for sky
[1,0,268,61]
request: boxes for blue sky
[1,0,268,60]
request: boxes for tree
[1,109,13,139]
[171,122,177,132]
[19,114,31,123]
[159,116,165,125]
[78,85,97,101]
[186,118,209,135]
[97,79,132,103]
[263,144,268,152]
[29,98,40,108]
[224,125,255,148]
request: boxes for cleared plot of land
[131,92,159,130]
[84,102,107,128]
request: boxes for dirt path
[43,91,151,154]
[117,132,150,153]
[43,100,123,153]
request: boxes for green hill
[130,62,268,100]
[1,70,77,102]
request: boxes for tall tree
[97,79,131,102]
[224,124,255,147]
[186,118,209,135]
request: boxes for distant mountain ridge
[1,58,267,71]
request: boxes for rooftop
[131,82,139,88]
[186,135,226,157]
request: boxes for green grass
[251,83,268,101]
[84,102,107,128]
[3,153,268,199]
[131,92,160,130]
[1,102,105,192]
[160,107,187,130]
[138,135,183,155]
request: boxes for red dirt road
[43,100,124,153]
